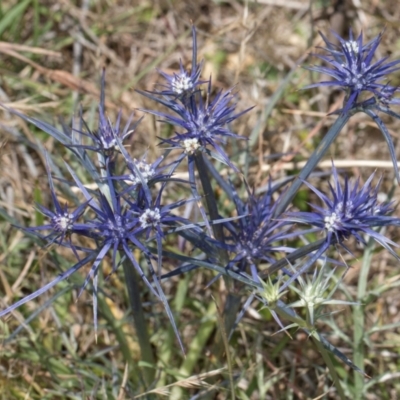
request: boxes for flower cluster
[0,26,255,353]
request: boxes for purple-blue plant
[120,154,165,187]
[282,164,400,290]
[27,153,90,259]
[71,72,140,158]
[143,80,251,171]
[306,30,400,112]
[220,181,297,280]
[2,25,400,381]
[155,26,205,100]
[281,27,400,205]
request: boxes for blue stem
[193,152,226,256]
[193,152,241,364]
[273,112,351,217]
[122,258,156,386]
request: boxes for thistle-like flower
[72,72,139,156]
[26,153,89,258]
[87,107,135,154]
[129,185,190,242]
[114,154,168,194]
[146,81,251,170]
[290,165,398,246]
[156,26,205,99]
[283,164,400,289]
[220,181,296,279]
[306,30,400,112]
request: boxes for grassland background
[1,0,400,399]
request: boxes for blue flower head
[281,164,400,290]
[306,30,400,112]
[26,153,90,257]
[288,164,397,262]
[58,163,160,296]
[156,26,205,99]
[114,154,168,195]
[128,182,190,240]
[74,71,140,156]
[221,181,296,280]
[147,81,251,170]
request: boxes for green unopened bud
[259,276,287,310]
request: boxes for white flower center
[324,212,339,232]
[100,135,117,150]
[129,160,155,185]
[171,74,193,94]
[345,40,359,54]
[139,208,161,229]
[182,138,200,154]
[54,213,74,231]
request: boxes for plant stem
[273,112,351,218]
[193,152,241,371]
[353,239,375,399]
[193,152,226,248]
[122,258,156,387]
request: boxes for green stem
[353,240,375,399]
[122,258,156,386]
